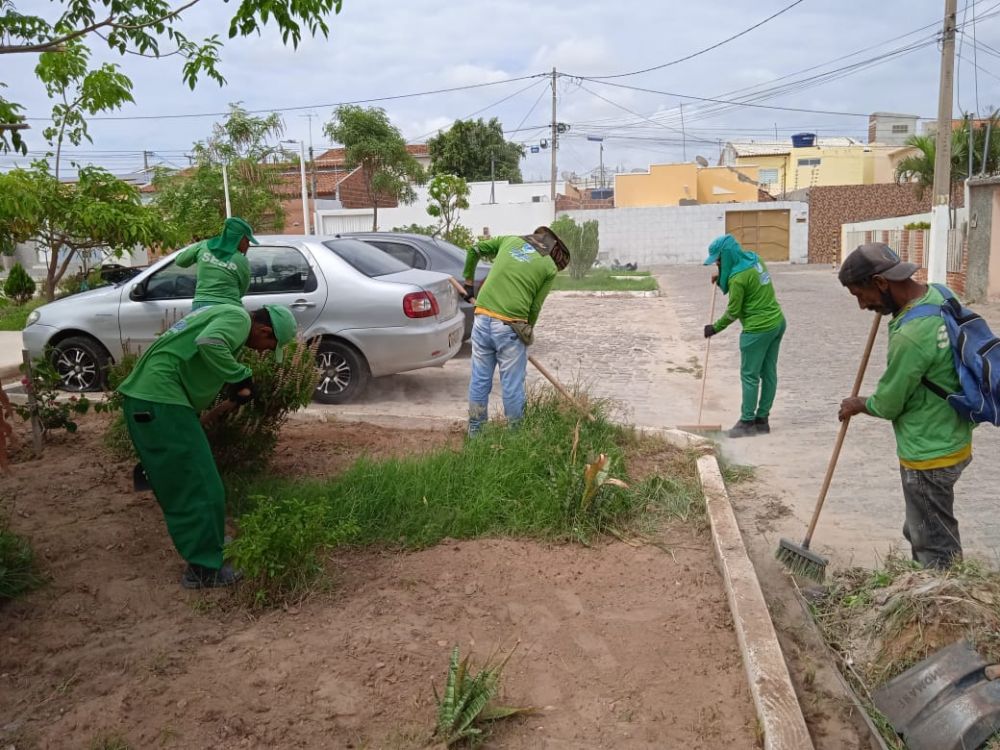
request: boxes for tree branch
[0,0,203,55]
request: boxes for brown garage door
[725,209,790,262]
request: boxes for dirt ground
[0,413,759,749]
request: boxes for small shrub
[0,514,42,600]
[58,268,105,298]
[3,262,36,305]
[96,349,141,460]
[204,338,320,475]
[15,355,91,438]
[392,223,438,236]
[443,223,476,251]
[550,215,599,279]
[226,494,358,607]
[904,221,931,230]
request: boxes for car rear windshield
[430,238,468,260]
[322,238,410,277]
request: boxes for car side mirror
[129,281,147,301]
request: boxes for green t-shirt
[866,285,974,466]
[118,305,253,411]
[174,240,251,307]
[462,236,557,325]
[713,260,784,334]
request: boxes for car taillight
[403,291,439,318]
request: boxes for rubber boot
[727,419,758,439]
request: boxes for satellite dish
[695,155,709,167]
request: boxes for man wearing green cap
[118,303,298,589]
[174,217,259,309]
[702,234,786,438]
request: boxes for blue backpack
[898,283,1000,425]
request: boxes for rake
[776,312,882,581]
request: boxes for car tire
[51,335,110,392]
[314,339,370,404]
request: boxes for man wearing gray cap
[837,243,973,569]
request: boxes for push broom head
[776,538,828,582]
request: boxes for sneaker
[754,417,770,434]
[181,562,243,590]
[727,420,758,438]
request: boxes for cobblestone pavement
[311,271,1000,568]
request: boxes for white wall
[560,201,809,266]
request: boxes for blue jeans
[468,315,528,435]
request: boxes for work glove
[462,283,476,303]
[227,376,257,405]
[703,324,717,339]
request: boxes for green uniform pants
[123,396,225,569]
[738,320,786,422]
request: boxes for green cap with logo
[262,304,297,362]
[205,217,259,261]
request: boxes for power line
[409,78,546,142]
[577,0,808,80]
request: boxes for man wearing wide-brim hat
[460,226,570,436]
[175,217,259,309]
[837,242,974,569]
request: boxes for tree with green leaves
[426,173,470,236]
[152,103,288,245]
[427,118,525,184]
[0,0,343,154]
[324,105,425,231]
[895,112,1000,201]
[0,42,171,299]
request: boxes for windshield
[322,238,410,277]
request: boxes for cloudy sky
[4,0,1000,182]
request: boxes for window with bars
[759,168,780,185]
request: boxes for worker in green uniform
[703,234,786,438]
[118,303,297,589]
[838,243,973,568]
[461,226,570,435]
[174,217,258,309]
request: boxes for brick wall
[807,183,964,264]
[336,167,400,210]
[555,193,614,211]
[847,228,968,295]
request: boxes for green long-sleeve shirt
[175,240,251,307]
[463,236,557,325]
[712,261,784,334]
[866,285,974,468]
[118,305,253,411]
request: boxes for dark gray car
[344,232,491,340]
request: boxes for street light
[586,135,604,188]
[282,139,311,235]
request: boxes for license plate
[448,328,461,348]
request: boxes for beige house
[614,162,760,207]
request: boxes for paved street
[319,268,1000,569]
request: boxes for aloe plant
[432,644,531,747]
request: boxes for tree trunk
[372,202,379,232]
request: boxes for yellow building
[723,137,917,196]
[614,163,759,207]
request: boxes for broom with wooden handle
[677,282,723,433]
[447,276,595,422]
[775,312,883,581]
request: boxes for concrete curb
[548,289,660,298]
[696,451,814,749]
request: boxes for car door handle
[290,299,316,309]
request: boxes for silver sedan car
[22,236,465,404]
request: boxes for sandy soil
[0,414,758,749]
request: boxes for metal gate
[724,209,790,262]
[319,211,375,235]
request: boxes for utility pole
[302,112,320,231]
[142,150,150,172]
[599,141,605,188]
[550,67,558,202]
[490,151,496,204]
[928,0,959,284]
[222,163,232,218]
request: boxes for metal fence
[843,227,965,274]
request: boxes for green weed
[87,732,130,750]
[225,493,359,608]
[0,512,42,600]
[0,295,43,331]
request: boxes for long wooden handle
[201,398,238,427]
[802,312,883,546]
[449,277,595,422]
[696,284,719,425]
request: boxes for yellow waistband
[899,443,972,470]
[474,307,526,323]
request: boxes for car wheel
[314,339,370,404]
[51,336,110,392]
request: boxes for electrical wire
[576,0,808,80]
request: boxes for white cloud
[442,64,512,86]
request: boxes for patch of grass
[88,732,131,750]
[810,553,1000,748]
[0,512,42,600]
[552,269,658,292]
[0,297,44,331]
[229,394,700,607]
